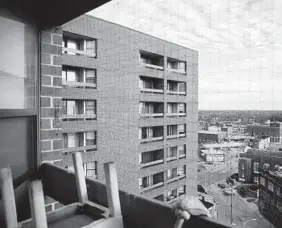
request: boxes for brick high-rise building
[40,14,198,203]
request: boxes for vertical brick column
[40,28,63,163]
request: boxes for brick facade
[40,28,63,163]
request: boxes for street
[198,160,275,228]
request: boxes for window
[253,162,259,173]
[83,161,97,177]
[85,69,96,84]
[242,172,245,178]
[141,150,163,163]
[140,176,149,188]
[178,124,185,135]
[62,68,77,82]
[154,194,164,202]
[85,132,96,146]
[0,16,38,109]
[167,125,177,135]
[241,164,245,170]
[260,177,265,186]
[268,182,274,192]
[179,82,186,93]
[152,172,164,185]
[63,100,76,115]
[167,147,177,158]
[178,186,185,196]
[178,104,185,113]
[178,145,186,156]
[85,40,96,55]
[254,176,259,183]
[167,168,177,179]
[139,127,153,139]
[85,100,96,115]
[177,165,185,175]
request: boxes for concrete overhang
[1,0,111,27]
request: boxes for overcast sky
[88,0,282,110]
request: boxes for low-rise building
[200,149,225,163]
[259,169,282,227]
[198,131,226,143]
[249,136,270,149]
[238,149,282,183]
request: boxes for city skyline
[89,0,282,110]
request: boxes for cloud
[88,0,282,110]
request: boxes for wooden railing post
[0,167,18,228]
[104,162,122,217]
[28,180,48,228]
[72,152,88,203]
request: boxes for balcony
[62,113,96,120]
[140,182,164,193]
[62,144,97,153]
[167,80,186,95]
[167,58,186,74]
[139,150,164,168]
[63,34,96,58]
[139,76,164,94]
[63,81,97,89]
[140,126,164,143]
[139,102,164,118]
[167,103,186,117]
[166,174,186,184]
[62,100,96,121]
[167,125,186,139]
[140,51,164,70]
[62,47,96,58]
[3,163,234,228]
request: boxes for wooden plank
[28,180,48,228]
[104,162,122,217]
[0,167,18,228]
[72,152,88,203]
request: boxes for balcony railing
[62,113,96,120]
[62,144,97,153]
[140,62,164,70]
[63,47,96,57]
[167,133,186,139]
[63,80,97,88]
[166,174,186,184]
[35,163,235,228]
[140,181,164,192]
[140,88,164,93]
[168,68,186,74]
[167,113,186,117]
[166,196,178,204]
[140,136,164,143]
[167,90,186,95]
[140,159,164,168]
[140,113,164,118]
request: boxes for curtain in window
[179,82,186,92]
[153,127,163,137]
[67,39,78,53]
[85,101,95,115]
[86,40,96,54]
[142,151,153,163]
[66,69,77,82]
[142,176,149,187]
[66,100,76,115]
[178,124,185,134]
[178,104,185,113]
[179,62,186,72]
[167,147,177,157]
[178,165,185,175]
[85,161,97,177]
[167,125,177,135]
[178,145,185,155]
[68,133,76,148]
[85,69,96,84]
[85,132,95,146]
[178,186,185,195]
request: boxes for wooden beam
[28,180,48,228]
[72,152,88,203]
[104,162,122,217]
[0,167,18,228]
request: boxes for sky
[88,0,282,110]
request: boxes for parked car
[230,173,239,180]
[226,177,235,186]
[218,183,226,189]
[197,184,207,194]
[223,187,236,195]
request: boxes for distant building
[198,131,225,143]
[249,136,270,149]
[233,125,247,135]
[259,169,282,227]
[200,149,225,163]
[238,149,282,183]
[247,122,282,143]
[221,125,233,136]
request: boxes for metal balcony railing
[62,144,97,153]
[166,174,186,184]
[140,181,164,193]
[63,47,96,57]
[140,113,164,118]
[140,159,164,168]
[140,62,164,70]
[140,136,164,143]
[140,88,164,93]
[62,80,97,88]
[167,90,186,95]
[167,133,186,139]
[61,113,96,120]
